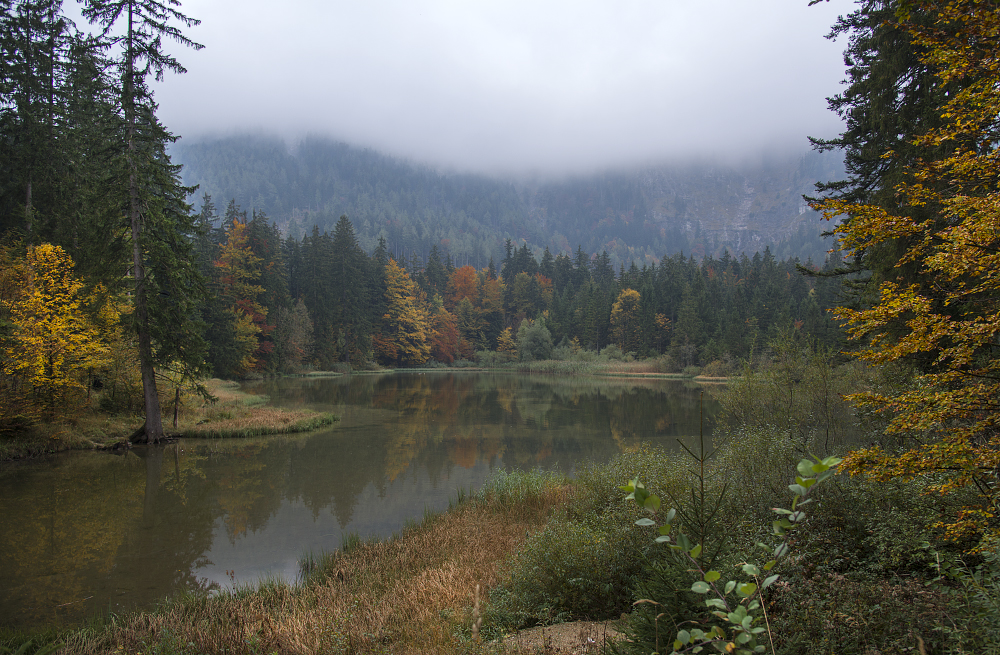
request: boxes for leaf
[644,494,661,512]
[788,483,809,496]
[724,580,737,595]
[741,563,760,576]
[762,574,779,589]
[690,543,703,559]
[737,582,757,597]
[763,560,776,571]
[797,459,815,478]
[678,629,691,645]
[635,518,656,527]
[692,581,711,593]
[704,570,721,583]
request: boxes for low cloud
[94,0,849,175]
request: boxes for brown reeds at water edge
[172,379,337,439]
[56,473,570,655]
[175,407,336,439]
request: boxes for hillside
[173,134,843,266]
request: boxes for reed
[175,408,337,439]
[52,472,570,655]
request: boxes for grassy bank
[0,379,337,462]
[3,439,992,655]
[3,471,570,655]
[172,379,337,439]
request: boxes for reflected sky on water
[0,372,719,629]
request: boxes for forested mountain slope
[173,134,843,266]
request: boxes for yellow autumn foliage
[1,244,111,421]
[815,0,1000,548]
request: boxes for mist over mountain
[173,134,844,268]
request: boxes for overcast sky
[71,0,850,175]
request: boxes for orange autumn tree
[428,295,461,364]
[815,0,1000,547]
[2,244,110,421]
[215,219,268,376]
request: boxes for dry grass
[176,407,336,439]
[174,380,336,439]
[0,380,337,460]
[0,414,137,461]
[60,482,573,655]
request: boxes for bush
[933,542,1000,655]
[654,354,679,373]
[489,515,640,625]
[489,447,690,629]
[681,365,701,377]
[474,350,509,367]
[516,318,553,362]
[699,359,729,377]
[600,344,626,361]
[768,573,946,655]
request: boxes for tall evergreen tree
[81,0,203,442]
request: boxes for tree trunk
[126,3,163,444]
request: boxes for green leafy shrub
[619,455,843,655]
[768,572,946,655]
[516,318,553,362]
[699,359,729,377]
[488,448,688,628]
[930,540,1000,655]
[489,515,641,625]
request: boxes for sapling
[622,454,842,655]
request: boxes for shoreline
[4,472,575,654]
[0,379,337,463]
[0,365,725,463]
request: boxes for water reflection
[0,373,718,629]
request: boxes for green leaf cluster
[623,455,842,655]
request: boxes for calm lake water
[0,372,720,630]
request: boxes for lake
[0,372,720,630]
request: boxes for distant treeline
[194,196,844,377]
[174,135,841,271]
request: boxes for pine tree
[80,0,203,442]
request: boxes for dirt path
[502,621,622,654]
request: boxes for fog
[72,0,850,175]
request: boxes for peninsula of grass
[172,379,337,439]
[0,379,338,461]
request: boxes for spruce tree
[80,0,203,442]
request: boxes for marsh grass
[509,359,683,377]
[50,472,569,655]
[175,407,337,439]
[0,379,336,460]
[0,413,137,461]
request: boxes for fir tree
[81,0,203,442]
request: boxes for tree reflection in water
[0,373,718,630]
